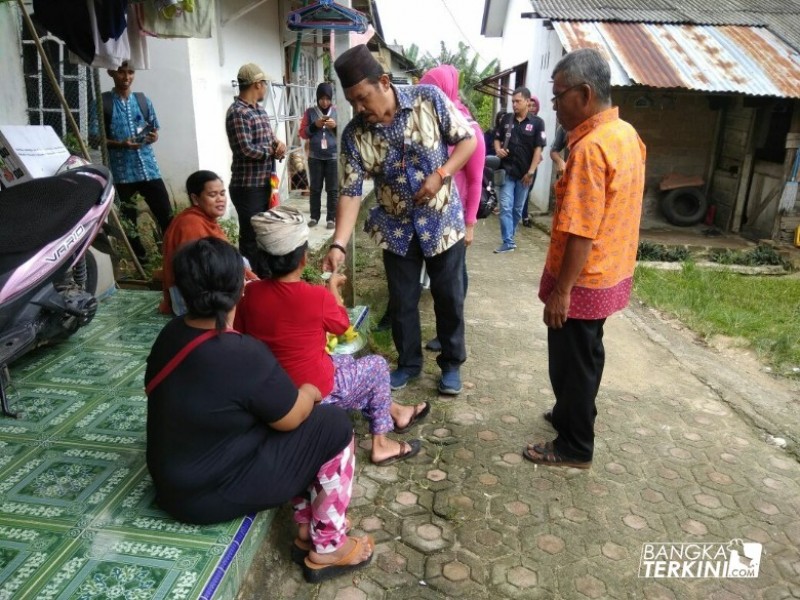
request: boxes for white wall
[499,0,536,81]
[498,1,558,211]
[131,39,197,203]
[526,23,564,211]
[208,0,286,188]
[0,4,28,126]
[120,1,287,207]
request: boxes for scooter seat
[0,168,106,256]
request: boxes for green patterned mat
[0,290,272,600]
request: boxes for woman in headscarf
[146,237,373,583]
[418,64,486,352]
[159,170,257,315]
[299,82,338,228]
[235,207,431,466]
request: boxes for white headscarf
[251,206,309,256]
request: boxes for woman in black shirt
[145,237,373,583]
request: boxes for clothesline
[31,0,214,71]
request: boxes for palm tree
[400,41,498,130]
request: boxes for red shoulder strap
[145,328,234,395]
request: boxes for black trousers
[229,185,270,264]
[383,238,466,374]
[116,179,173,261]
[548,318,606,462]
[308,157,338,222]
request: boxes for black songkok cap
[334,45,384,89]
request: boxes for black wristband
[330,242,347,255]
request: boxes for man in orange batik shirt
[524,48,646,470]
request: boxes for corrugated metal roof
[553,21,800,98]
[532,0,800,50]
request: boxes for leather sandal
[302,535,375,583]
[529,440,554,455]
[522,444,591,469]
[292,517,351,565]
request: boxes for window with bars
[21,28,96,144]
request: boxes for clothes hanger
[286,0,368,33]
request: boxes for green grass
[634,263,800,375]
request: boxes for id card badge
[321,132,328,150]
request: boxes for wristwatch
[436,167,451,185]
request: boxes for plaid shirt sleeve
[227,107,270,161]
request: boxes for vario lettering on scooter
[45,224,87,263]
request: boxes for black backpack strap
[101,91,112,138]
[102,92,151,138]
[134,92,150,123]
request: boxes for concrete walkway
[242,215,800,599]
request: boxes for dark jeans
[308,157,338,221]
[548,318,606,462]
[229,185,270,264]
[384,238,466,374]
[116,179,172,261]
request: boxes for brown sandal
[528,440,555,455]
[292,517,351,565]
[302,535,375,583]
[522,444,591,469]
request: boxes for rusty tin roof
[553,21,800,98]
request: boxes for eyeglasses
[550,83,586,106]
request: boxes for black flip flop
[394,402,431,434]
[371,439,421,466]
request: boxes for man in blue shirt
[94,62,172,263]
[323,45,477,396]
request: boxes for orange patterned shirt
[539,107,646,319]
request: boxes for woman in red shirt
[235,207,430,465]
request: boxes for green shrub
[637,241,690,262]
[219,217,240,247]
[708,244,789,268]
[301,265,323,285]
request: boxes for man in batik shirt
[323,45,477,397]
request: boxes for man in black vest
[493,86,546,253]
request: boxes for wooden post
[16,0,147,280]
[730,104,756,233]
[334,12,356,306]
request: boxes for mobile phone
[134,124,155,143]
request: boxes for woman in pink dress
[419,64,486,352]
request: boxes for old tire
[660,187,708,226]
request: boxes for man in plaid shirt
[226,63,286,263]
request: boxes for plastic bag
[269,164,280,209]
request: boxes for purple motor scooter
[0,165,115,417]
